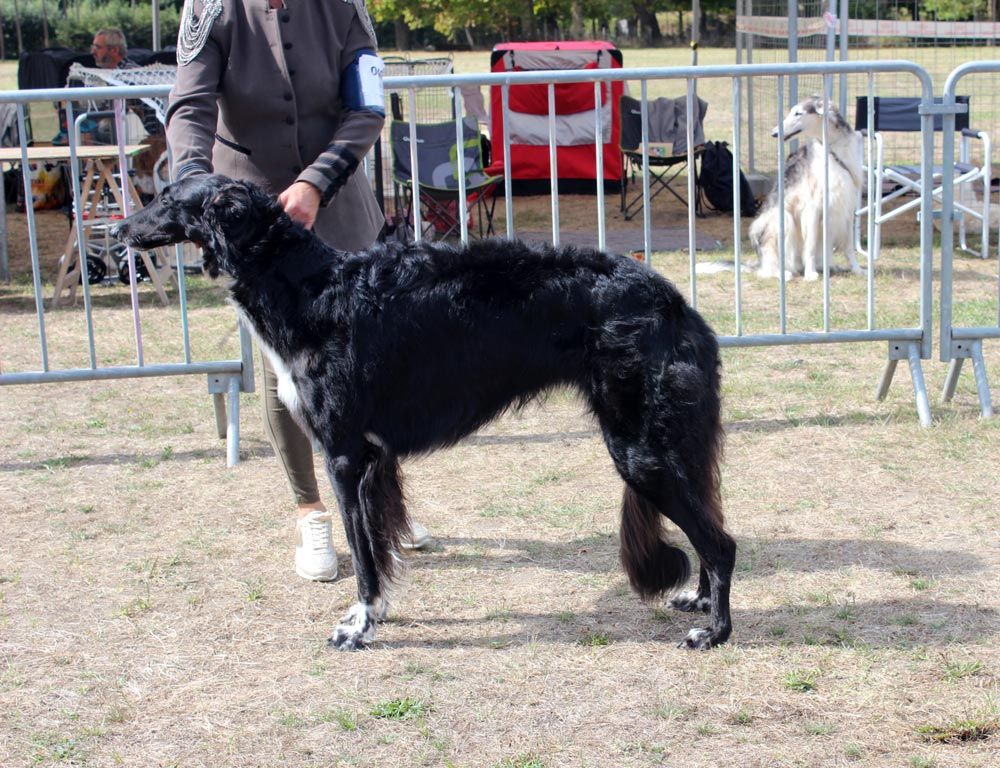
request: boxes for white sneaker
[400,520,435,551]
[294,510,338,582]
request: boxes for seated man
[91,28,137,70]
[58,28,160,144]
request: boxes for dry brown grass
[1,199,998,768]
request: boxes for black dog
[111,174,736,650]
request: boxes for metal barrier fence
[386,60,937,426]
[2,60,982,459]
[939,62,999,420]
[0,84,254,466]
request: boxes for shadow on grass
[322,531,996,650]
[372,594,998,651]
[403,534,985,580]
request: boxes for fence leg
[212,391,227,438]
[940,357,963,403]
[970,340,994,419]
[906,342,933,428]
[877,342,931,427]
[874,359,897,402]
[226,374,241,467]
[208,373,244,466]
[941,340,993,418]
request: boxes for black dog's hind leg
[596,344,735,649]
[325,440,410,651]
[612,434,735,650]
[670,563,712,614]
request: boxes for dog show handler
[166,0,432,581]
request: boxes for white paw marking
[329,602,377,651]
[671,590,711,613]
[680,627,714,650]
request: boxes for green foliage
[922,0,990,20]
[1,0,181,58]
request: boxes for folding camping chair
[390,117,502,242]
[619,94,707,221]
[854,95,992,262]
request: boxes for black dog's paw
[327,628,371,651]
[670,590,711,613]
[678,627,717,650]
[327,602,377,651]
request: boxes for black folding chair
[854,95,991,260]
[619,94,707,220]
[390,118,502,242]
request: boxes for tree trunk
[634,8,662,46]
[570,0,584,39]
[394,18,411,51]
[464,25,474,49]
[13,0,23,56]
[520,0,536,40]
[42,0,50,49]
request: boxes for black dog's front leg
[325,452,384,651]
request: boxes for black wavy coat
[112,174,736,650]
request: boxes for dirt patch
[3,209,73,279]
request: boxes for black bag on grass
[698,141,758,217]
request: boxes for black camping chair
[619,94,707,220]
[390,117,502,242]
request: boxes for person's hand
[278,181,321,229]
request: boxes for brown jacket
[167,0,385,250]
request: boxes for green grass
[578,631,612,647]
[653,702,688,721]
[783,668,820,693]
[320,709,358,731]
[492,757,545,768]
[369,697,427,720]
[242,580,265,602]
[942,659,985,682]
[29,732,85,764]
[731,708,754,726]
[917,715,1000,743]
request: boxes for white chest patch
[265,343,301,415]
[232,305,301,415]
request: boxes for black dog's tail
[620,486,692,598]
[358,445,411,586]
[616,299,727,600]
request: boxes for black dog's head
[111,174,281,278]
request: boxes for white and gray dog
[750,96,864,281]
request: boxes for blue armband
[342,48,385,115]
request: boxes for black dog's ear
[200,182,255,277]
[203,182,254,233]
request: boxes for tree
[922,0,989,19]
[632,0,664,45]
[570,0,584,38]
